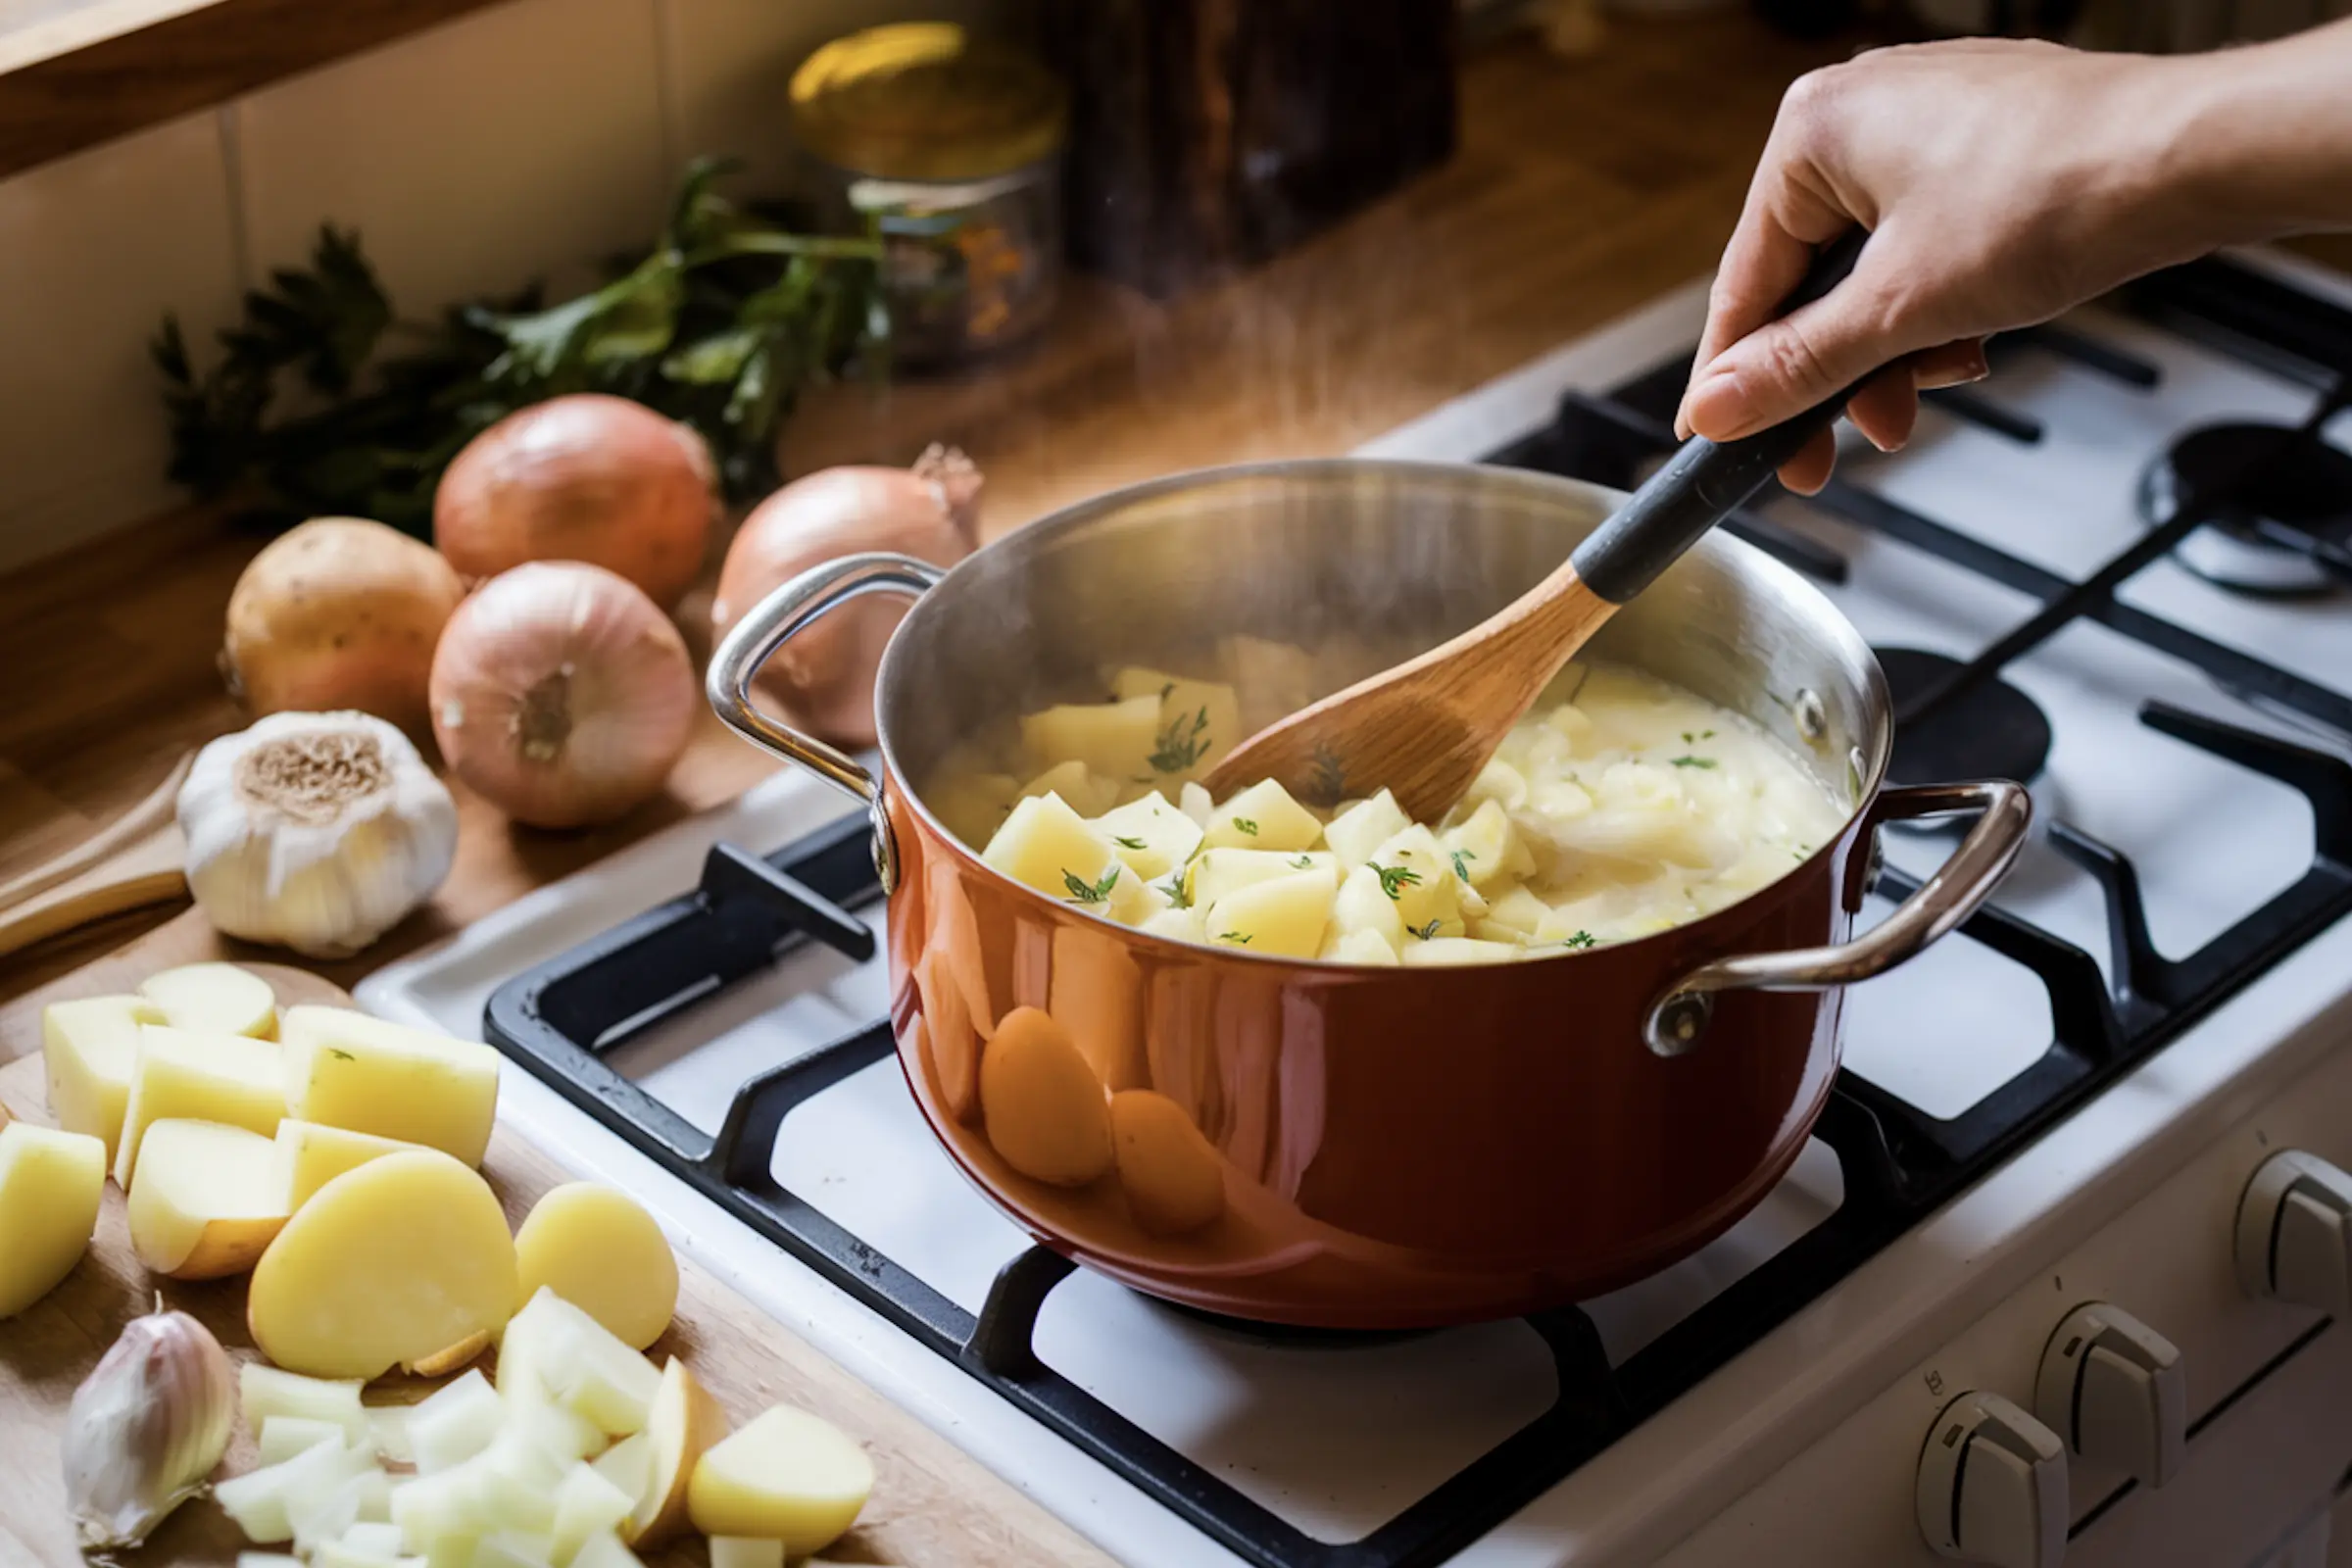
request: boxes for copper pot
[709,461,2029,1329]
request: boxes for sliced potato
[626,1358,727,1547]
[114,1024,287,1188]
[0,1122,106,1317]
[40,994,165,1164]
[279,1005,502,1167]
[1110,1091,1226,1237]
[248,1149,520,1380]
[685,1405,874,1553]
[977,1007,1112,1187]
[1203,866,1339,958]
[1020,695,1161,784]
[139,961,279,1039]
[982,792,1124,905]
[126,1117,290,1279]
[1091,791,1204,881]
[275,1119,421,1209]
[1199,779,1323,853]
[514,1184,679,1352]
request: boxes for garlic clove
[63,1304,237,1550]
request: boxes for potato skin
[223,517,466,728]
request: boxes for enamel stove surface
[362,250,2352,1568]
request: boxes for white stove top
[360,250,2352,1568]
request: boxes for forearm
[2158,18,2352,249]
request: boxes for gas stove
[361,247,2352,1568]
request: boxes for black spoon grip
[1569,228,1873,605]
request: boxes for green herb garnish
[328,1049,357,1061]
[1564,930,1597,950]
[1150,707,1211,773]
[1218,931,1253,946]
[1163,873,1193,909]
[1112,836,1148,851]
[1372,862,1423,901]
[1291,854,1316,869]
[153,159,889,533]
[1232,817,1259,836]
[1679,729,1716,743]
[1449,849,1476,881]
[1062,866,1122,905]
[1409,919,1445,942]
[1671,756,1718,769]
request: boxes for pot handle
[1643,779,2033,1057]
[707,551,948,891]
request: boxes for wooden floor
[5,13,2345,1005]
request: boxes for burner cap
[2138,421,2352,598]
[1877,647,2052,787]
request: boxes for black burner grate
[485,256,2352,1568]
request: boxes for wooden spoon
[1201,231,1872,821]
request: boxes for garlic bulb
[179,711,458,958]
[64,1305,236,1550]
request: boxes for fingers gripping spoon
[1200,230,1873,821]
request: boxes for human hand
[1676,38,2225,494]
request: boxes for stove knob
[1916,1391,2068,1567]
[2033,1303,2185,1487]
[2235,1150,2352,1316]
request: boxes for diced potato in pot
[1184,848,1335,911]
[1325,928,1400,965]
[1199,779,1322,853]
[126,1117,290,1278]
[1020,695,1162,784]
[278,1006,502,1167]
[1403,937,1528,967]
[1136,676,1244,781]
[1016,760,1116,817]
[40,994,164,1164]
[275,1118,420,1208]
[1478,884,1553,938]
[1203,865,1339,958]
[0,1122,106,1317]
[1140,906,1206,946]
[1445,799,1539,887]
[1330,863,1405,949]
[1322,790,1413,868]
[139,961,279,1039]
[927,770,1021,848]
[685,1405,874,1553]
[248,1149,520,1380]
[1092,791,1203,881]
[981,793,1122,905]
[114,1025,287,1188]
[514,1184,679,1351]
[1364,826,1463,940]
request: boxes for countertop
[12,13,2341,1020]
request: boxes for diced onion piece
[550,1462,636,1565]
[291,1465,390,1555]
[241,1364,368,1440]
[410,1369,507,1473]
[218,1438,376,1545]
[473,1532,559,1568]
[685,1405,874,1553]
[258,1415,350,1467]
[368,1403,416,1464]
[590,1434,653,1503]
[238,1555,305,1568]
[500,1288,662,1436]
[568,1532,645,1568]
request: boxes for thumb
[1683,264,1911,444]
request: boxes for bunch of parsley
[154,158,889,536]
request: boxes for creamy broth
[923,658,1847,966]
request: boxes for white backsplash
[0,0,1006,567]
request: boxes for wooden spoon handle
[1569,227,1872,605]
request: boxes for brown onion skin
[710,447,982,750]
[224,516,466,729]
[434,395,717,608]
[428,561,697,829]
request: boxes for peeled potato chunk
[1110,1091,1226,1237]
[249,1148,520,1379]
[686,1405,872,1553]
[114,1024,287,1188]
[515,1184,680,1351]
[127,1117,290,1279]
[139,961,279,1039]
[1203,865,1339,958]
[279,1006,501,1167]
[41,993,165,1165]
[628,1358,727,1547]
[0,1122,106,1317]
[1092,792,1203,882]
[1199,779,1323,853]
[274,1119,420,1209]
[977,1007,1112,1187]
[981,793,1123,905]
[1020,695,1161,784]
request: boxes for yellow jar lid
[790,24,1067,183]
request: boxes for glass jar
[790,24,1067,368]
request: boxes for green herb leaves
[154,158,887,534]
[1291,854,1316,869]
[1680,729,1715,743]
[1232,817,1259,837]
[1409,919,1445,942]
[1112,836,1148,852]
[1670,756,1717,769]
[1449,850,1475,881]
[1372,862,1423,901]
[1150,708,1211,773]
[1564,930,1597,949]
[1218,931,1253,946]
[1062,866,1122,905]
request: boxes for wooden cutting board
[0,961,1112,1568]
